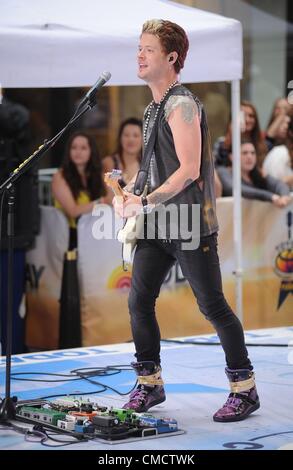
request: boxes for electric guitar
[104,170,146,266]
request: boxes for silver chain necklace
[143,80,178,145]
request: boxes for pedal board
[15,397,185,444]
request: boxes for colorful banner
[25,206,68,349]
[25,200,293,350]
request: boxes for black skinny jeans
[128,233,252,370]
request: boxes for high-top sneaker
[213,368,260,422]
[123,361,166,412]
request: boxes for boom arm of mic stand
[0,101,94,194]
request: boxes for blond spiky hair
[142,19,165,34]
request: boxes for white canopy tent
[0,0,242,87]
[0,0,244,319]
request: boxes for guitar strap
[133,86,178,196]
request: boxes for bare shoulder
[52,169,67,188]
[52,169,63,181]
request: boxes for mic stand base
[0,396,17,422]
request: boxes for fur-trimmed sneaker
[123,361,166,412]
[213,368,260,422]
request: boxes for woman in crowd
[263,118,293,190]
[214,101,268,167]
[217,139,291,208]
[266,97,292,147]
[103,117,142,187]
[52,130,111,248]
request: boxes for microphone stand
[0,96,97,421]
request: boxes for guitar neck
[104,173,127,200]
[111,184,126,199]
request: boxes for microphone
[79,71,111,107]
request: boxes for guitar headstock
[104,170,126,198]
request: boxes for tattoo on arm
[148,190,177,206]
[165,96,199,124]
[180,101,196,124]
[148,177,194,205]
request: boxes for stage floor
[1,326,293,450]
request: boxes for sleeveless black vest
[143,85,218,239]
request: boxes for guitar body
[117,213,145,264]
[104,170,146,266]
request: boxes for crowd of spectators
[214,97,293,207]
